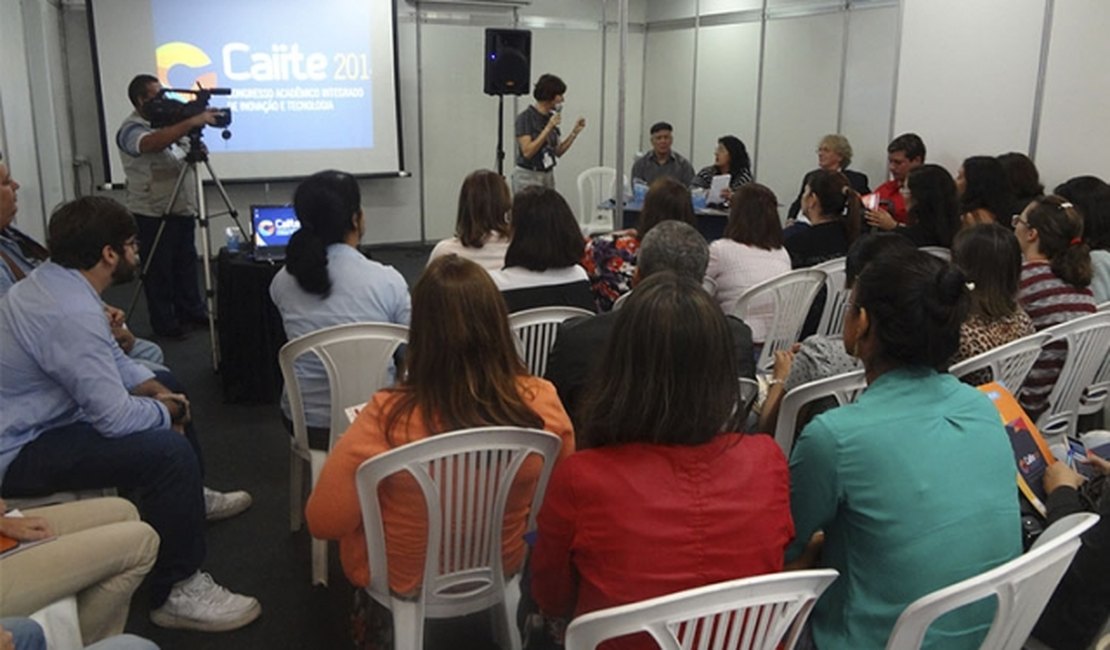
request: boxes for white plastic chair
[732,269,827,373]
[774,370,867,457]
[355,426,563,650]
[1034,311,1110,445]
[279,321,410,586]
[564,569,839,650]
[508,306,594,376]
[884,512,1099,650]
[29,596,83,650]
[811,257,849,337]
[738,377,760,420]
[949,331,1053,393]
[1078,301,1110,416]
[919,246,951,261]
[577,166,619,235]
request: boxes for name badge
[542,151,555,170]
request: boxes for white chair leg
[390,598,424,650]
[289,450,304,532]
[493,575,523,650]
[311,538,328,587]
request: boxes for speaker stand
[495,94,506,176]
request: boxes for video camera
[144,86,233,135]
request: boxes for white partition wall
[839,5,899,191]
[1034,0,1110,189]
[893,0,1046,175]
[641,29,696,160]
[691,22,761,171]
[756,13,845,210]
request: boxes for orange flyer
[978,382,1056,517]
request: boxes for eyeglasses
[1011,214,1029,228]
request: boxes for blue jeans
[135,214,206,335]
[0,617,45,650]
[1,370,207,607]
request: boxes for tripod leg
[125,161,190,326]
[203,159,248,242]
[193,164,220,370]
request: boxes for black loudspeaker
[484,28,531,96]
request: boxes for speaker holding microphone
[484,29,531,96]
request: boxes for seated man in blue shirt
[0,196,260,632]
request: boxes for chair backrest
[564,570,839,650]
[509,306,594,376]
[812,257,849,337]
[279,322,410,451]
[577,166,618,234]
[732,269,827,372]
[919,246,951,261]
[1079,301,1110,416]
[1035,311,1110,443]
[948,331,1053,393]
[884,512,1099,650]
[356,427,562,614]
[774,369,867,457]
[738,377,760,421]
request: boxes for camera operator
[116,74,219,339]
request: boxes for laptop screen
[251,205,301,249]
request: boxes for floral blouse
[582,229,640,312]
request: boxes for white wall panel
[894,0,1045,175]
[691,22,761,169]
[757,14,844,214]
[602,30,645,174]
[419,24,502,241]
[641,29,695,161]
[1034,0,1110,189]
[839,6,898,190]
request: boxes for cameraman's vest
[116,112,198,217]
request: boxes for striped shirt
[1016,260,1096,419]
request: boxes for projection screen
[88,0,403,184]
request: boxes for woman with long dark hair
[270,170,411,446]
[950,223,1035,380]
[866,163,961,248]
[785,169,863,268]
[1055,175,1110,302]
[427,169,512,271]
[531,272,792,645]
[581,176,696,311]
[788,250,1021,649]
[306,255,574,643]
[1014,195,1097,418]
[957,155,1015,227]
[691,135,753,203]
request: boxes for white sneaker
[204,487,252,521]
[150,571,261,632]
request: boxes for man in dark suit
[545,221,755,425]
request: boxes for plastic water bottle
[225,227,241,253]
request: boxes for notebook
[250,205,300,261]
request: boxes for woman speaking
[513,73,585,193]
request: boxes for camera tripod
[126,130,248,370]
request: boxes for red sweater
[531,433,794,648]
[874,179,910,224]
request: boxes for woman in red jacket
[530,271,794,649]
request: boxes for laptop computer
[250,204,300,261]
